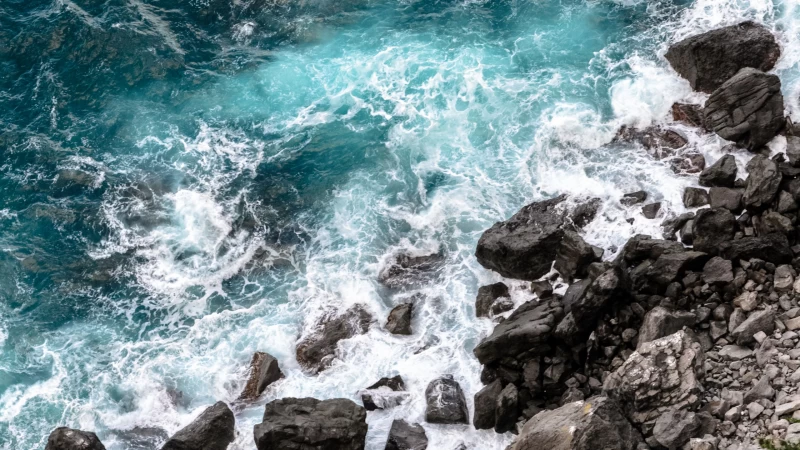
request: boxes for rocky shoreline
[44,20,800,450]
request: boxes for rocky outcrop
[386,303,413,335]
[45,428,106,450]
[703,68,785,151]
[509,396,645,450]
[385,420,427,450]
[238,352,283,401]
[296,305,372,374]
[424,375,469,424]
[378,250,444,287]
[161,402,234,450]
[665,21,780,94]
[253,398,367,450]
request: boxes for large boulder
[296,305,372,374]
[665,21,780,94]
[508,396,645,450]
[253,398,367,450]
[743,155,782,209]
[475,196,599,280]
[425,375,469,424]
[699,154,737,187]
[719,233,792,264]
[385,420,428,450]
[238,352,284,401]
[45,428,106,450]
[473,299,563,365]
[161,402,234,450]
[637,306,697,347]
[475,282,510,318]
[603,330,704,424]
[494,383,520,434]
[473,379,503,430]
[703,68,785,151]
[691,207,735,254]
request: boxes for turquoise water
[1,0,799,448]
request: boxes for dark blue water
[1,0,798,448]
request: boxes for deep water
[2,0,800,448]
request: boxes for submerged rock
[360,375,408,411]
[425,375,469,424]
[161,402,234,450]
[386,303,413,335]
[665,21,780,94]
[253,398,367,450]
[238,352,284,401]
[378,250,444,288]
[385,420,428,450]
[45,428,106,450]
[296,305,372,374]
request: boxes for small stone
[747,402,765,419]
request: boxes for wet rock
[708,187,743,212]
[680,220,694,245]
[704,68,785,151]
[473,379,503,430]
[743,155,783,209]
[162,402,234,450]
[614,126,688,155]
[475,196,599,280]
[386,303,413,335]
[683,188,710,208]
[509,396,645,450]
[672,103,705,128]
[45,428,106,450]
[719,233,792,264]
[474,299,563,364]
[692,207,735,254]
[700,155,737,187]
[530,280,553,298]
[622,191,648,206]
[640,251,709,292]
[554,231,599,281]
[703,256,734,284]
[385,420,427,450]
[296,305,372,374]
[555,268,622,344]
[603,330,704,424]
[787,135,800,167]
[378,250,444,288]
[425,375,469,424]
[361,376,407,411]
[730,309,776,346]
[253,398,367,450]
[665,21,780,94]
[475,283,510,318]
[671,152,706,175]
[642,202,662,219]
[494,383,519,434]
[638,306,697,347]
[238,352,284,401]
[662,213,695,240]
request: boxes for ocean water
[1,0,800,448]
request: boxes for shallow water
[1,0,800,448]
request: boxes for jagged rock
[665,21,780,93]
[671,152,706,175]
[490,298,514,316]
[787,135,800,167]
[603,330,704,424]
[730,309,776,346]
[683,187,709,208]
[386,303,413,335]
[704,68,785,151]
[385,420,427,450]
[475,283,510,318]
[622,191,648,206]
[531,280,553,298]
[296,305,372,374]
[641,251,709,291]
[692,207,735,254]
[719,233,792,264]
[643,202,662,219]
[494,383,519,433]
[509,396,645,450]
[777,190,798,213]
[759,211,793,235]
[743,377,775,403]
[708,187,743,212]
[672,103,705,128]
[638,306,697,347]
[680,220,694,245]
[378,250,444,287]
[473,379,503,430]
[743,155,783,208]
[614,126,688,155]
[361,376,407,411]
[475,195,599,280]
[653,409,715,449]
[775,264,795,291]
[554,231,598,281]
[555,268,622,344]
[425,375,469,424]
[238,352,284,401]
[45,428,106,450]
[662,213,695,240]
[703,257,734,284]
[161,402,234,450]
[473,299,563,364]
[618,235,685,264]
[253,398,367,450]
[700,155,737,187]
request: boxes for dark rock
[730,309,776,346]
[719,233,793,264]
[637,306,697,347]
[162,402,234,450]
[509,396,645,450]
[473,379,503,430]
[700,154,737,187]
[692,207,736,254]
[758,211,793,235]
[474,299,563,365]
[777,190,798,213]
[385,420,427,450]
[787,135,800,167]
[614,126,688,156]
[672,103,705,127]
[523,359,542,393]
[703,256,734,284]
[683,187,709,208]
[554,231,598,281]
[640,251,709,292]
[425,375,469,424]
[361,376,408,411]
[621,191,647,206]
[490,298,514,316]
[378,250,444,287]
[296,305,372,374]
[238,352,284,401]
[386,304,413,335]
[671,152,706,175]
[680,220,694,245]
[494,383,519,434]
[530,280,553,298]
[704,68,785,151]
[367,375,405,391]
[555,268,622,344]
[744,154,783,209]
[475,283,510,318]
[45,428,106,450]
[642,202,661,219]
[665,21,780,94]
[662,212,695,240]
[475,196,599,280]
[253,398,367,450]
[708,187,743,212]
[618,235,685,265]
